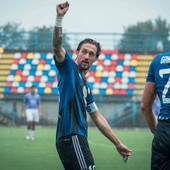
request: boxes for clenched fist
[56,1,70,16]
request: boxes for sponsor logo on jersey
[160,56,170,64]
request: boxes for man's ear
[76,50,78,55]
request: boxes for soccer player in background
[52,1,132,169]
[22,85,42,140]
[141,52,170,170]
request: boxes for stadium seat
[19,58,26,64]
[32,59,39,65]
[37,64,44,70]
[27,53,34,59]
[2,52,157,96]
[44,87,51,94]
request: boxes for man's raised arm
[52,1,69,63]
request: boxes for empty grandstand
[0,46,155,127]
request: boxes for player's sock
[30,130,35,140]
[26,129,31,139]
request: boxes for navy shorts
[151,121,170,170]
[56,135,95,170]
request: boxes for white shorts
[26,109,39,123]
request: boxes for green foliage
[0,23,26,51]
[118,17,170,54]
[27,26,53,52]
[0,23,72,52]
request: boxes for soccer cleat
[26,135,30,140]
[30,137,35,141]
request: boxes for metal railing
[0,31,169,54]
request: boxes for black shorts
[56,135,95,170]
[151,121,170,170]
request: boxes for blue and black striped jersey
[54,52,95,140]
[146,52,170,120]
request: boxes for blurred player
[141,52,170,169]
[52,1,132,169]
[22,85,42,140]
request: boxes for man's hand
[115,143,132,160]
[56,1,70,16]
[39,111,42,116]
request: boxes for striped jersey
[146,52,170,120]
[54,52,95,140]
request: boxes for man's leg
[56,135,95,170]
[26,121,31,139]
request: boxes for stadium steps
[0,114,12,126]
[0,53,14,99]
[0,101,14,126]
[134,55,155,95]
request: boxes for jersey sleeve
[146,59,155,83]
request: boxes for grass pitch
[0,126,152,170]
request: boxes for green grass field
[0,126,153,170]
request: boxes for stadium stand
[0,51,157,126]
[0,53,15,99]
[3,52,58,95]
[134,55,154,95]
[0,51,155,98]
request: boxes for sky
[0,0,170,33]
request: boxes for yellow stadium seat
[0,70,10,75]
[0,65,11,69]
[137,55,154,61]
[0,59,13,64]
[95,71,102,77]
[136,72,147,77]
[0,47,4,53]
[135,78,146,83]
[37,64,44,70]
[27,53,34,59]
[1,53,14,59]
[0,76,7,81]
[14,75,21,81]
[130,60,137,66]
[106,88,113,95]
[44,87,51,94]
[136,67,149,72]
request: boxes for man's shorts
[151,121,170,170]
[56,134,96,170]
[26,109,39,122]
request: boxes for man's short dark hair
[76,38,102,58]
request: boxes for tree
[26,26,53,52]
[118,17,170,54]
[0,23,26,51]
[27,26,72,52]
[0,23,72,52]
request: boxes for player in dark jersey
[53,1,132,169]
[141,52,170,170]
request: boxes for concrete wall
[3,98,146,127]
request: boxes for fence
[0,31,170,53]
[0,31,165,127]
